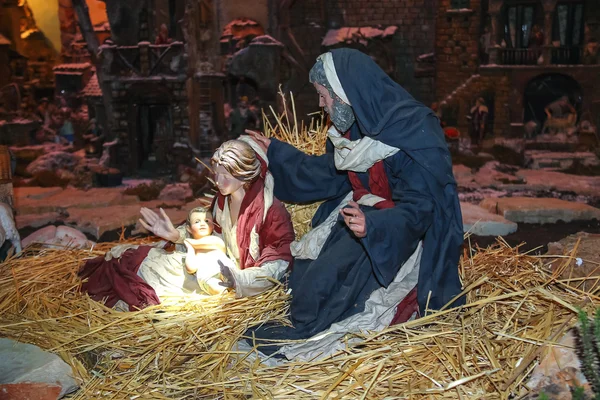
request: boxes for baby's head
[186,207,214,239]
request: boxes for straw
[261,88,328,239]
[1,238,597,398]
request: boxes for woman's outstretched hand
[246,129,271,153]
[139,207,180,242]
[340,201,367,238]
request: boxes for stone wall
[434,0,482,102]
[433,0,600,139]
[439,63,600,139]
[439,71,511,138]
[497,65,600,134]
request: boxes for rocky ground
[12,162,600,255]
[14,183,211,246]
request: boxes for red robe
[212,163,294,270]
[79,246,160,311]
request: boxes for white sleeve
[228,259,289,298]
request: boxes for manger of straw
[1,92,598,399]
[1,240,598,398]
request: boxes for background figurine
[468,97,489,148]
[543,95,577,135]
[155,23,172,45]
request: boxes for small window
[503,4,536,48]
[552,2,584,47]
[450,0,470,9]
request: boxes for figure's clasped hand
[246,130,271,153]
[218,260,236,289]
[340,201,367,238]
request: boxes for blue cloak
[249,48,464,349]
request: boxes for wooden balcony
[493,46,588,66]
[551,46,582,65]
[100,41,186,78]
[498,48,541,65]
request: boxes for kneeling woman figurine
[79,138,295,310]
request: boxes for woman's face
[213,164,244,196]
[187,211,214,239]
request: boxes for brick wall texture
[267,0,598,138]
[288,0,438,114]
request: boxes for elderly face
[314,83,334,115]
[313,82,355,133]
[213,164,244,196]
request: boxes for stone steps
[461,202,518,237]
[480,197,600,224]
[524,150,599,170]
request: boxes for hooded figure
[248,48,464,355]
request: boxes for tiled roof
[82,73,102,98]
[52,62,92,71]
[0,34,11,46]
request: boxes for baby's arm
[184,236,226,275]
[184,240,199,274]
[194,251,233,296]
[185,236,226,254]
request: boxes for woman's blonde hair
[210,140,261,183]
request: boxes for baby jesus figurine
[182,207,230,295]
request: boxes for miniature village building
[1,0,599,176]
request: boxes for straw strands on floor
[0,242,290,399]
[1,94,597,398]
[0,238,597,399]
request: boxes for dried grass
[1,96,596,398]
[0,241,290,399]
[262,88,328,239]
[0,238,597,399]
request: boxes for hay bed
[2,95,599,398]
[1,238,598,398]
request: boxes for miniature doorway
[136,104,172,173]
[523,73,582,132]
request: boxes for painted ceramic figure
[247,48,464,354]
[80,138,295,309]
[80,206,231,310]
[469,97,489,147]
[142,138,296,297]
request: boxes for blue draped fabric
[247,48,464,353]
